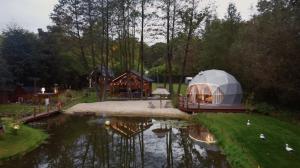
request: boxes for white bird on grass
[247,120,251,126]
[259,134,266,140]
[285,144,294,152]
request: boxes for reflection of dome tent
[187,69,242,105]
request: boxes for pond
[1,115,230,168]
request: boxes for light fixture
[41,87,45,94]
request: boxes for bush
[255,102,276,115]
[245,92,255,113]
[171,95,179,108]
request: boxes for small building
[90,65,115,84]
[89,65,115,98]
[0,88,13,103]
[110,70,154,98]
[187,69,242,105]
[185,77,193,84]
[13,85,38,103]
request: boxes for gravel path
[65,100,190,119]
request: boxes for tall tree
[51,0,89,70]
[177,0,207,95]
[140,0,145,98]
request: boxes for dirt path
[64,100,190,119]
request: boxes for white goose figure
[285,144,294,152]
[259,134,266,140]
[247,120,251,126]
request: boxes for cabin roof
[112,70,154,83]
[90,65,114,78]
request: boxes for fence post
[186,96,188,109]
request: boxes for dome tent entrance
[187,70,242,105]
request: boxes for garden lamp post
[41,87,45,94]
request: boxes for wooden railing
[178,96,245,113]
[178,96,201,111]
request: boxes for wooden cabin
[90,65,115,85]
[0,88,13,103]
[13,85,38,103]
[90,65,114,97]
[110,70,153,98]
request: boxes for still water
[1,115,230,168]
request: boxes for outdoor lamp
[13,124,20,130]
[54,88,58,94]
[54,84,58,93]
[41,87,45,94]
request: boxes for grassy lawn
[195,113,300,168]
[0,122,48,160]
[0,104,40,116]
[0,89,98,116]
[59,89,98,110]
[152,83,187,95]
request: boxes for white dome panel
[188,69,242,105]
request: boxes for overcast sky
[0,0,258,33]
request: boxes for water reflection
[1,115,230,168]
[188,125,216,144]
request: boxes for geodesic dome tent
[187,69,242,105]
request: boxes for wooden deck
[21,110,61,124]
[178,96,245,113]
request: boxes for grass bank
[0,122,48,161]
[0,89,97,116]
[0,104,42,116]
[195,113,300,168]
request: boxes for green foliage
[171,95,179,108]
[255,103,276,115]
[195,113,300,168]
[245,92,255,113]
[198,1,300,107]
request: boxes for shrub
[255,102,276,115]
[171,95,179,108]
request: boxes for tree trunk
[166,0,174,95]
[87,0,96,69]
[103,0,110,101]
[74,1,89,70]
[177,0,194,95]
[169,0,176,96]
[140,0,145,99]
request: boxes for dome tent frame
[187,70,242,105]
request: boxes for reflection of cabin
[110,118,152,138]
[152,128,170,138]
[110,70,153,97]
